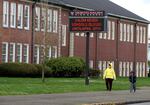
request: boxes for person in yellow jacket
[103,63,116,91]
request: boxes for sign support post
[85,31,90,85]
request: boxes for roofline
[108,13,150,24]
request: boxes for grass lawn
[0,77,150,95]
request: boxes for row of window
[34,45,57,64]
[119,62,145,77]
[136,26,146,44]
[2,42,29,63]
[96,61,146,77]
[3,1,59,33]
[1,42,58,64]
[35,6,58,33]
[3,1,30,30]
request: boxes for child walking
[129,71,136,93]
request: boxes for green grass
[0,77,150,95]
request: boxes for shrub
[89,69,101,77]
[46,57,85,77]
[0,63,52,77]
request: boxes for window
[143,62,145,77]
[48,46,51,59]
[130,25,134,42]
[112,21,115,40]
[80,32,85,37]
[90,33,94,38]
[75,33,79,36]
[51,46,57,58]
[47,9,52,32]
[136,26,139,43]
[2,42,8,62]
[140,26,143,43]
[123,62,126,77]
[62,25,67,46]
[89,60,93,69]
[130,62,133,72]
[107,21,111,40]
[9,43,15,62]
[17,4,23,29]
[10,3,16,28]
[23,44,29,63]
[103,61,106,71]
[127,62,129,76]
[143,27,146,44]
[24,5,30,30]
[3,1,9,27]
[53,10,58,33]
[34,45,40,64]
[119,62,122,76]
[127,24,130,42]
[16,44,22,62]
[35,7,40,31]
[98,61,102,70]
[41,8,46,32]
[136,62,139,77]
[120,23,123,41]
[123,24,126,41]
[99,33,103,39]
[103,33,107,39]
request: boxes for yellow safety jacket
[103,63,116,80]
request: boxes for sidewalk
[0,88,150,105]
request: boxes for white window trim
[41,8,46,32]
[2,42,8,62]
[3,1,9,27]
[120,23,123,41]
[136,26,139,43]
[23,44,29,63]
[62,25,67,46]
[107,21,111,40]
[98,61,102,70]
[53,10,58,33]
[10,2,16,28]
[130,25,134,42]
[112,21,115,40]
[48,46,52,59]
[143,27,146,44]
[24,5,30,30]
[35,45,40,64]
[10,43,16,62]
[17,4,23,29]
[127,24,130,42]
[47,9,52,32]
[123,24,126,42]
[119,62,122,76]
[89,60,93,69]
[140,26,143,44]
[35,7,40,31]
[17,43,22,62]
[54,46,57,58]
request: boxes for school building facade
[0,0,149,77]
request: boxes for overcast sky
[110,0,150,36]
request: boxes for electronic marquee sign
[69,11,107,32]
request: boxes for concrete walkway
[0,88,150,105]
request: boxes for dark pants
[105,78,113,91]
[130,83,136,93]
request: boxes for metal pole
[85,32,90,85]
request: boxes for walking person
[129,71,136,93]
[103,63,116,91]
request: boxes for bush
[0,63,52,77]
[89,69,101,77]
[46,57,85,77]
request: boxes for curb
[82,100,150,105]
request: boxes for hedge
[0,63,52,77]
[46,57,85,77]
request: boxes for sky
[110,0,150,37]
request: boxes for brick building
[0,0,149,77]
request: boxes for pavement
[0,87,150,105]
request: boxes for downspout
[31,1,36,63]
